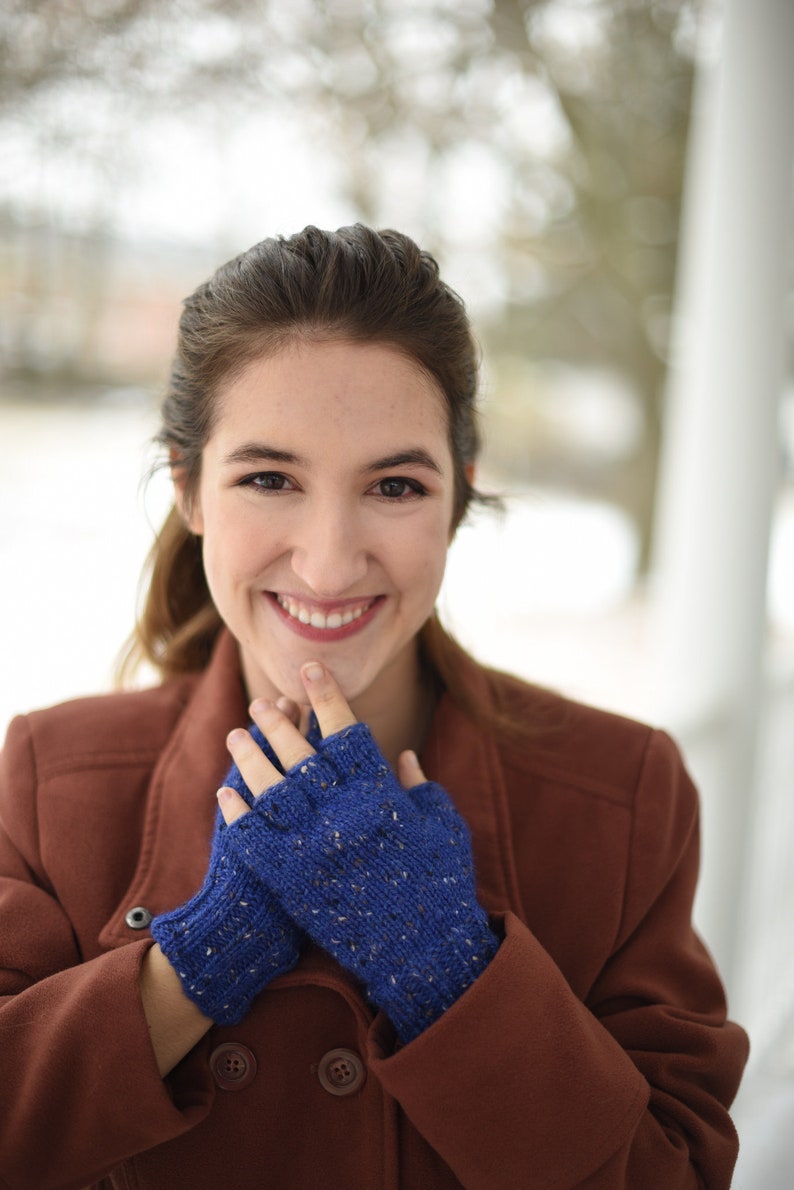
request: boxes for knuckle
[314,684,338,707]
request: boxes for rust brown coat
[0,631,748,1189]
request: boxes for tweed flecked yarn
[227,722,499,1043]
[150,744,303,1026]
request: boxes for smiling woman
[0,225,747,1189]
[178,340,455,739]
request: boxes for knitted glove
[226,723,499,1043]
[150,728,303,1026]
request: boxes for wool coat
[0,629,748,1190]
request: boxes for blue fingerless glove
[150,733,303,1026]
[225,723,499,1043]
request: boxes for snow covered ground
[0,394,173,730]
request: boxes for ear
[170,449,204,536]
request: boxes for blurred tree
[0,0,705,569]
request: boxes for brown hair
[121,224,498,716]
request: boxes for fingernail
[405,750,419,766]
[302,661,324,682]
[217,787,232,804]
[249,697,273,716]
[227,728,248,746]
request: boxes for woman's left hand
[217,660,498,1044]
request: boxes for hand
[218,662,498,1043]
[222,697,322,803]
[149,723,306,1027]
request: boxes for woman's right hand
[148,732,305,1030]
[139,713,307,1078]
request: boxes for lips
[266,592,383,641]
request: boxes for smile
[266,592,384,642]
[275,594,376,630]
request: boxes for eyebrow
[365,449,442,476]
[222,443,443,476]
[222,444,306,467]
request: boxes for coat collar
[100,629,523,951]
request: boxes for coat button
[124,906,153,929]
[209,1043,257,1091]
[317,1048,366,1096]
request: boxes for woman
[0,225,747,1189]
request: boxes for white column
[650,0,794,993]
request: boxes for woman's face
[181,339,456,710]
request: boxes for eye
[240,472,295,493]
[371,477,428,501]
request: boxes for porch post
[649,0,794,993]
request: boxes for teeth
[276,596,372,630]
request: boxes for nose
[289,500,369,597]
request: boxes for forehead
[211,340,449,451]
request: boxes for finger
[249,698,315,772]
[397,749,427,789]
[217,785,251,825]
[300,661,358,738]
[226,726,283,797]
[275,695,301,728]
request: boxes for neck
[348,641,438,772]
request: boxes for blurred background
[1,1,792,1182]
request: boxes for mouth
[266,592,383,641]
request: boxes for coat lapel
[420,663,526,920]
[99,631,249,948]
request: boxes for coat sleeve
[366,729,749,1189]
[0,715,214,1190]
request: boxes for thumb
[397,749,427,789]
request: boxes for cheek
[201,505,278,580]
[389,519,449,597]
